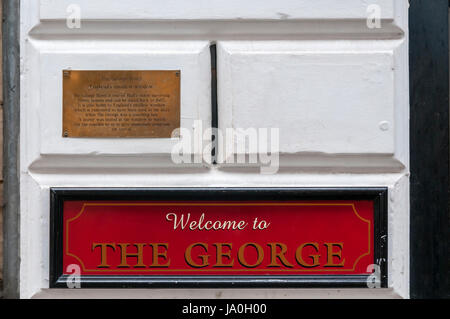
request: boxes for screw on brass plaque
[63,130,69,137]
[172,128,181,138]
[175,71,180,77]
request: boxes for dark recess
[410,0,450,298]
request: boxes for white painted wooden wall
[20,0,409,298]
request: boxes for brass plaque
[63,70,180,138]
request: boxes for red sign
[62,200,374,276]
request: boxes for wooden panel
[0,0,2,104]
[0,109,3,281]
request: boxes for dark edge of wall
[409,0,450,299]
[2,0,20,299]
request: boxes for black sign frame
[50,187,388,289]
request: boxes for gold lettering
[92,242,116,268]
[237,242,264,268]
[148,243,170,267]
[295,242,320,268]
[267,242,294,268]
[213,243,234,267]
[324,243,345,267]
[117,243,146,268]
[185,242,209,268]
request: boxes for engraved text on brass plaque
[63,70,180,138]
